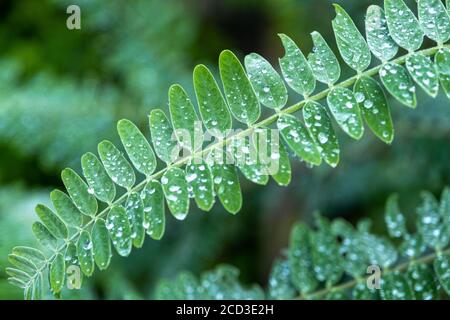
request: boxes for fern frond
[155,188,450,300]
[8,0,450,298]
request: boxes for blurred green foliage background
[0,0,449,299]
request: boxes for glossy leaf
[308,31,341,85]
[219,50,260,124]
[50,190,83,228]
[227,135,269,185]
[440,73,450,98]
[278,114,322,166]
[91,218,111,270]
[278,33,316,97]
[288,223,318,294]
[32,222,57,250]
[354,76,394,143]
[435,48,450,75]
[434,253,450,295]
[141,180,165,240]
[12,247,46,269]
[61,168,98,216]
[365,5,398,62]
[161,167,189,220]
[244,53,288,109]
[384,0,424,51]
[332,4,371,71]
[77,230,94,276]
[268,259,296,299]
[50,253,65,294]
[210,160,242,214]
[380,62,417,108]
[380,271,414,300]
[8,254,37,275]
[406,53,439,97]
[418,0,450,44]
[106,206,132,257]
[117,119,157,176]
[311,216,343,285]
[416,191,449,250]
[303,101,340,167]
[186,160,215,211]
[193,64,232,133]
[407,264,439,300]
[125,192,145,248]
[98,140,136,190]
[327,87,364,139]
[169,84,203,151]
[35,204,68,239]
[384,194,407,238]
[81,153,116,204]
[149,109,179,163]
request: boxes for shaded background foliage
[0,0,449,299]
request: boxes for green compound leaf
[416,191,449,250]
[278,114,322,166]
[384,194,407,238]
[308,31,341,85]
[400,234,427,259]
[61,168,98,217]
[244,53,288,109]
[77,230,94,276]
[268,259,296,300]
[365,5,398,62]
[117,119,157,176]
[32,221,57,250]
[332,4,371,72]
[384,0,424,52]
[149,109,179,164]
[98,140,136,190]
[91,218,111,270]
[210,160,242,214]
[380,271,414,300]
[407,264,439,300]
[50,190,83,228]
[161,167,189,220]
[440,187,450,223]
[380,62,417,108]
[125,192,145,248]
[406,53,439,97]
[435,48,450,75]
[141,180,165,240]
[219,50,260,124]
[303,101,340,167]
[193,64,232,133]
[6,268,30,284]
[434,253,450,295]
[49,253,65,294]
[269,140,291,187]
[278,33,316,97]
[418,0,450,44]
[169,84,203,151]
[327,87,364,140]
[354,76,394,144]
[81,153,116,204]
[106,206,132,257]
[288,223,318,295]
[35,204,68,240]
[186,160,215,211]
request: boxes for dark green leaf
[186,160,215,211]
[61,168,98,216]
[308,31,341,85]
[161,167,190,220]
[91,218,111,270]
[49,253,65,294]
[380,62,417,108]
[35,204,68,239]
[141,180,165,240]
[50,190,83,228]
[106,206,132,257]
[81,153,116,203]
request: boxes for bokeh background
[1,0,449,299]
